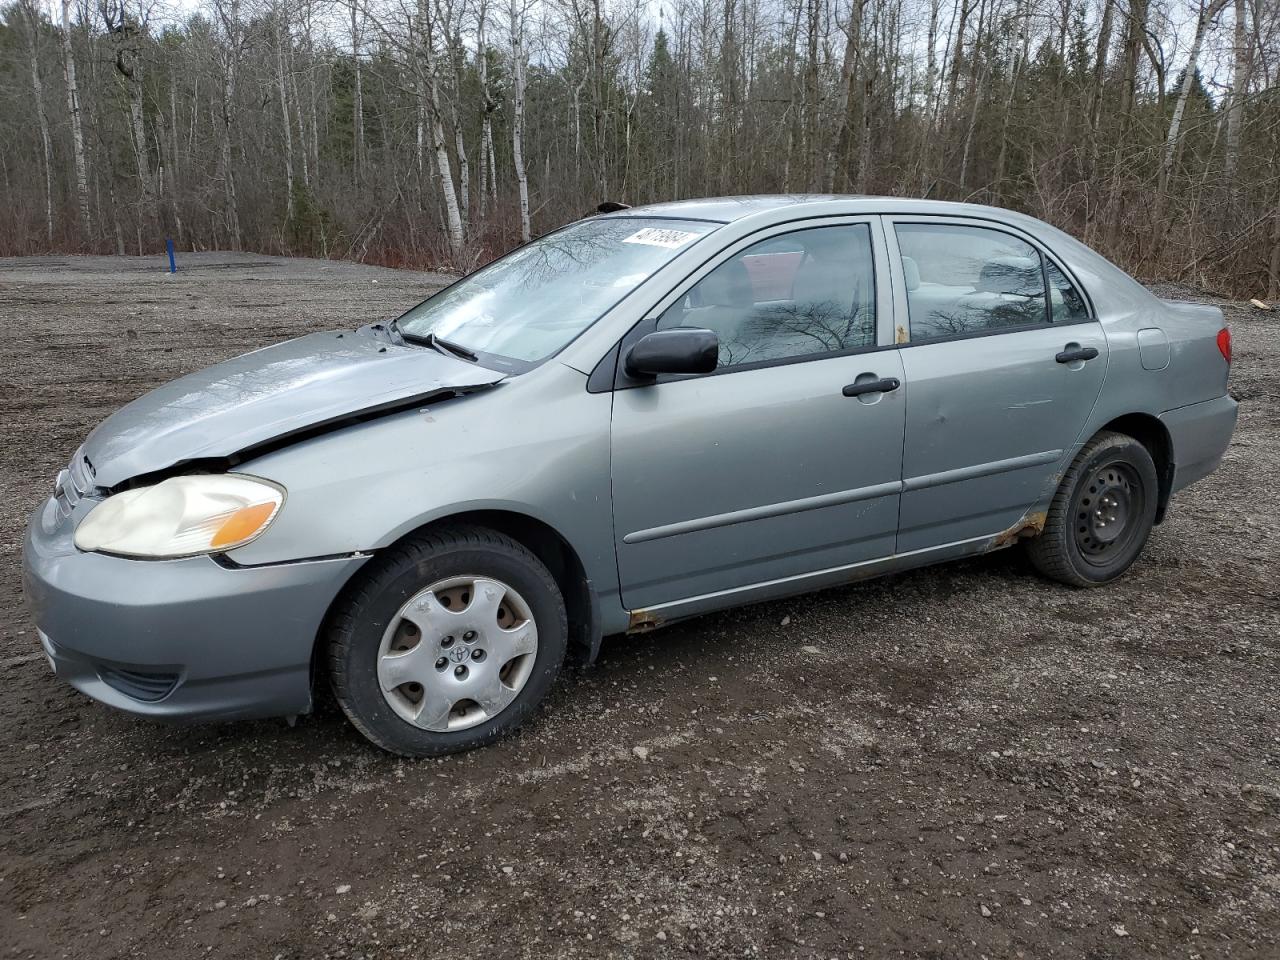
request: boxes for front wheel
[1027,431,1159,587]
[327,526,567,757]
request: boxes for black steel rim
[1074,459,1145,565]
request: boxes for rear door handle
[842,377,901,397]
[1056,345,1099,364]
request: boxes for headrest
[901,256,921,291]
[697,259,754,308]
[977,256,1041,296]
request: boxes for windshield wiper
[390,319,478,363]
[429,334,478,362]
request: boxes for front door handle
[842,377,901,398]
[1056,345,1099,364]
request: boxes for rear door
[610,218,905,611]
[885,217,1107,553]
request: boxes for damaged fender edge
[212,550,374,571]
[987,510,1048,550]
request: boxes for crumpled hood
[81,328,504,489]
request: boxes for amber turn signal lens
[211,502,278,548]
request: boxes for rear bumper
[1161,394,1238,495]
[22,495,369,722]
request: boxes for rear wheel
[327,526,567,756]
[1027,431,1158,586]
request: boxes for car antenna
[596,201,630,214]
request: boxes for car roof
[593,193,1155,312]
[600,194,1027,225]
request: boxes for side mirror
[624,328,719,378]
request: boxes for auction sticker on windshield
[622,227,701,249]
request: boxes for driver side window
[656,224,876,369]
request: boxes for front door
[609,221,906,611]
[887,218,1108,552]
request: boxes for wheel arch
[311,508,601,706]
[1096,413,1175,523]
[432,509,601,665]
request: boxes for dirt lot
[1,253,1277,960]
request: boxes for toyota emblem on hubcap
[448,645,469,664]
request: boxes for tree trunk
[455,123,470,227]
[825,0,861,192]
[417,0,465,259]
[918,0,941,193]
[1118,0,1147,121]
[590,0,607,197]
[351,2,364,184]
[289,47,311,188]
[721,0,739,194]
[992,0,1029,199]
[803,0,821,190]
[855,70,873,193]
[20,0,55,246]
[1103,0,1148,248]
[1161,0,1226,196]
[1268,199,1280,302]
[60,0,92,243]
[167,75,184,242]
[413,16,426,178]
[477,0,493,217]
[449,20,469,228]
[510,0,531,243]
[958,62,986,192]
[1087,0,1115,152]
[216,0,243,250]
[101,0,157,239]
[275,7,296,224]
[1223,0,1247,185]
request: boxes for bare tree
[59,0,92,242]
[0,0,1277,294]
[416,0,465,257]
[1223,0,1249,186]
[212,0,244,250]
[18,0,54,246]
[510,0,530,242]
[100,0,157,248]
[274,3,296,224]
[1161,0,1229,197]
[351,0,365,183]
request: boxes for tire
[1027,430,1159,587]
[327,525,567,757]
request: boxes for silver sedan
[23,196,1237,756]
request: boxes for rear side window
[1046,261,1090,324]
[896,224,1054,343]
[657,224,876,369]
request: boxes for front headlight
[74,474,285,558]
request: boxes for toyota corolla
[22,196,1237,756]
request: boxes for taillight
[1216,327,1232,363]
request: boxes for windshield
[396,217,718,368]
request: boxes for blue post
[166,237,177,274]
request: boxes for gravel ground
[1,253,1277,960]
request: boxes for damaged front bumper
[22,494,368,722]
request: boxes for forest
[1,0,1277,296]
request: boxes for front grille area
[97,665,180,702]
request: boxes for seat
[901,255,921,292]
[677,260,757,363]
